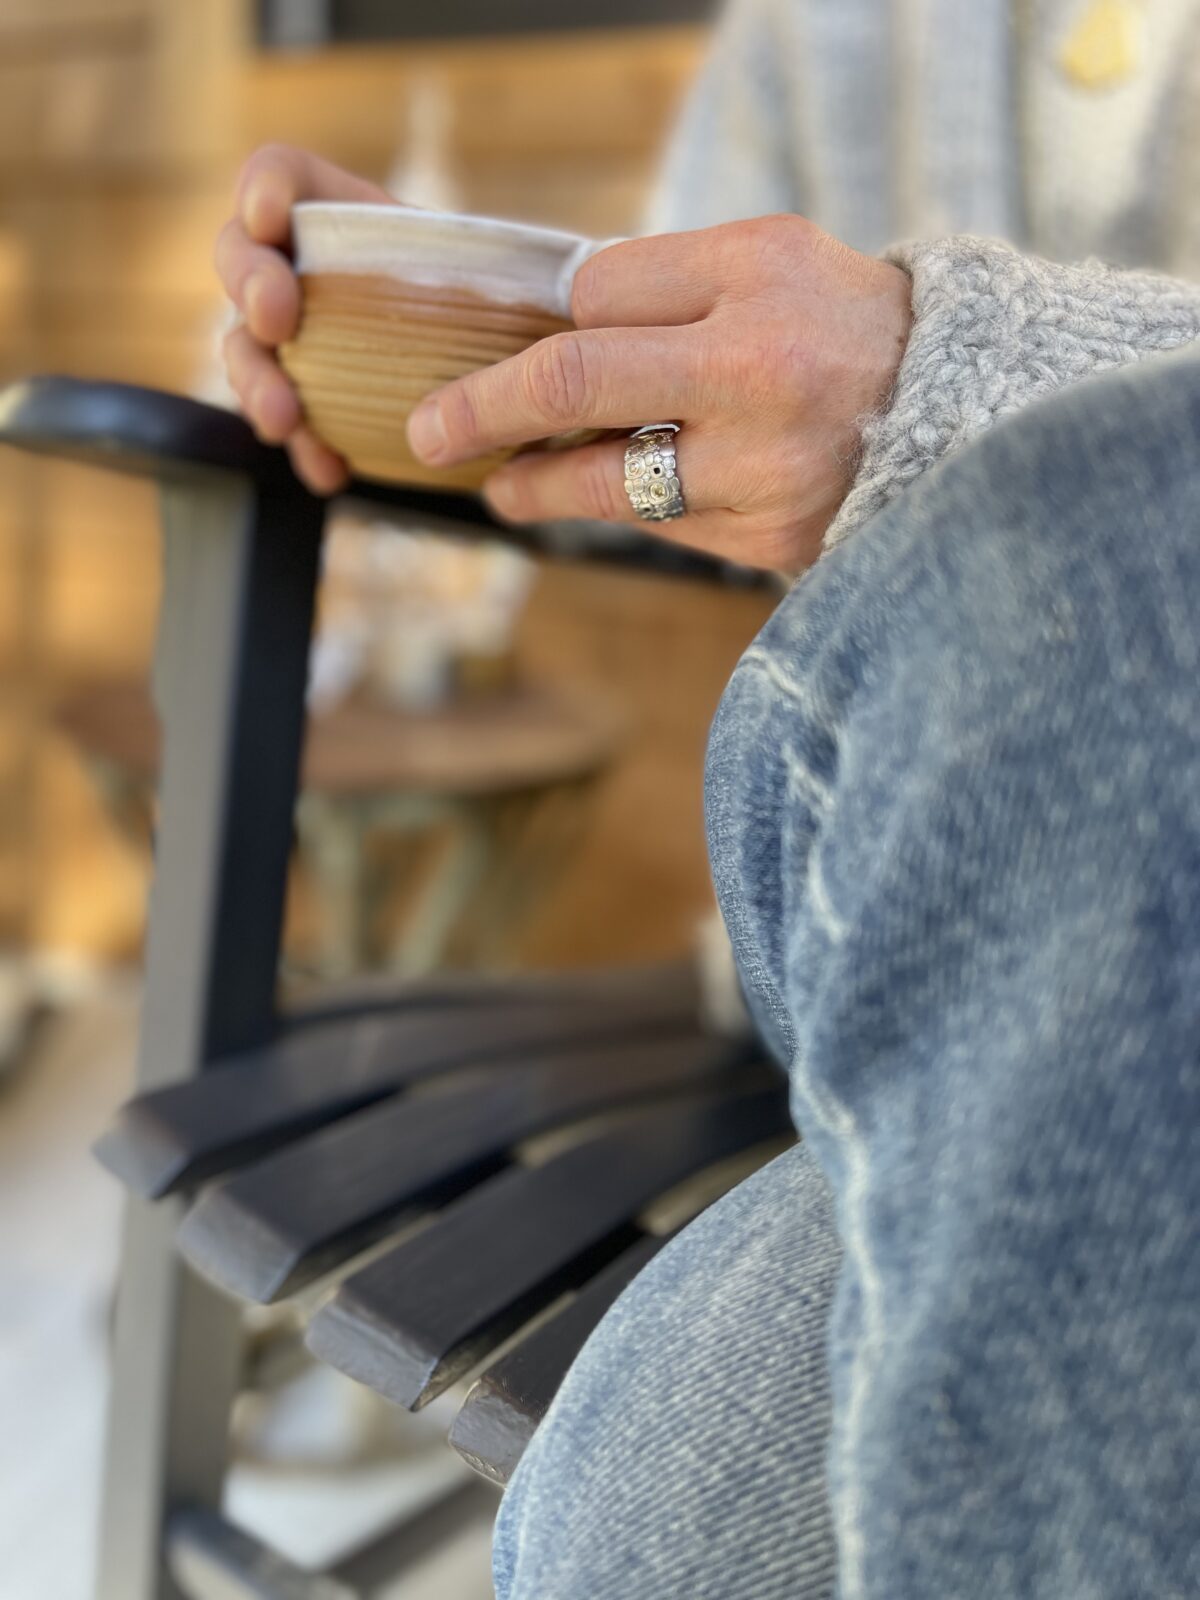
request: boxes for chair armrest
[0,375,298,488]
[0,375,769,585]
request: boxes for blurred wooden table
[58,676,622,977]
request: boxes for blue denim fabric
[494,344,1200,1599]
[492,1142,842,1597]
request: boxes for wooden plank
[449,1230,671,1484]
[0,2,240,179]
[176,1033,762,1303]
[237,29,704,177]
[304,1084,791,1409]
[0,50,158,177]
[93,979,708,1198]
[33,307,225,393]
[146,0,245,172]
[0,0,148,32]
[237,48,413,179]
[11,188,230,300]
[443,31,702,163]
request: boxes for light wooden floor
[0,986,495,1599]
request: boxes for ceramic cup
[280,203,606,490]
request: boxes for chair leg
[96,474,324,1600]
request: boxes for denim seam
[809,851,849,944]
[783,745,834,813]
[742,646,823,712]
[788,1052,884,1600]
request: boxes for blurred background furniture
[58,674,622,977]
[0,374,787,1600]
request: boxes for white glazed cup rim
[291,201,619,319]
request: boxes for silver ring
[624,424,686,522]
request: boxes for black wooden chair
[0,376,791,1600]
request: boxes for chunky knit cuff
[825,236,1200,549]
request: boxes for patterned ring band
[624,424,686,522]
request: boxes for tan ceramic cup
[280,203,606,490]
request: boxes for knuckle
[529,332,593,427]
[721,212,823,293]
[769,210,821,245]
[717,213,774,265]
[754,211,821,254]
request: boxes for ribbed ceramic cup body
[280,204,600,489]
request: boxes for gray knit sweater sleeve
[826,236,1200,548]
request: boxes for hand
[405,215,912,570]
[215,144,397,494]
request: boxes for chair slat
[94,980,702,1199]
[305,1085,791,1410]
[448,1230,672,1485]
[284,958,699,1030]
[176,1034,762,1303]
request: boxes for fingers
[218,144,394,338]
[407,325,705,468]
[217,144,383,497]
[568,216,831,333]
[234,144,393,249]
[482,435,791,570]
[569,230,726,330]
[214,221,302,345]
[224,324,347,492]
[482,429,720,526]
[288,427,350,496]
[223,323,301,442]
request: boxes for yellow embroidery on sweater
[1060,0,1146,89]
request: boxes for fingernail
[407,403,448,464]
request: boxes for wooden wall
[0,2,776,971]
[0,0,245,960]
